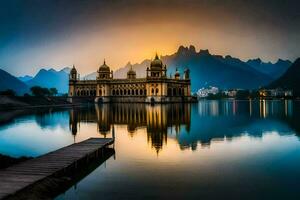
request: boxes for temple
[68,54,192,103]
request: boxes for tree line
[0,86,58,97]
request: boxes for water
[1,100,300,199]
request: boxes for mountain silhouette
[18,75,33,82]
[115,45,277,91]
[26,68,70,93]
[269,58,300,96]
[246,58,291,79]
[0,69,29,95]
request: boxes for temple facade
[68,54,192,103]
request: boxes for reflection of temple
[69,104,191,152]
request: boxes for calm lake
[1,100,300,199]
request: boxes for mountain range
[0,45,295,95]
[25,68,70,94]
[269,58,300,96]
[113,45,292,91]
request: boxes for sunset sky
[0,0,299,76]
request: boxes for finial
[104,59,106,65]
[72,64,75,68]
[155,52,159,59]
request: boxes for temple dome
[150,54,163,69]
[99,60,110,72]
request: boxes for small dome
[150,54,163,69]
[127,65,136,79]
[99,60,110,72]
[70,65,77,74]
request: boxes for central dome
[99,60,110,72]
[150,54,163,69]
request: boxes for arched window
[116,90,119,95]
[179,88,182,96]
[131,89,134,96]
[124,90,127,95]
[173,88,177,96]
[120,90,123,95]
[135,89,138,95]
[99,90,102,96]
[156,88,159,95]
[168,88,172,96]
[112,90,115,95]
[77,91,80,96]
[151,88,154,94]
[140,89,143,95]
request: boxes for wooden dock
[0,137,114,199]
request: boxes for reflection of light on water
[249,100,252,116]
[258,100,293,118]
[210,100,219,116]
[285,100,293,117]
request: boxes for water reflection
[70,104,191,153]
[68,100,298,152]
[0,100,299,158]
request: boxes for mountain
[114,60,151,78]
[269,58,300,96]
[61,67,71,74]
[114,45,274,91]
[26,68,69,93]
[83,72,97,80]
[0,69,29,95]
[18,75,33,82]
[246,58,291,79]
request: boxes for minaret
[69,65,78,98]
[174,68,180,80]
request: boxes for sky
[0,0,299,76]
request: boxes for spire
[155,52,159,60]
[103,59,106,65]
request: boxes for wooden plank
[0,137,113,199]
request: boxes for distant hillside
[18,75,33,82]
[114,45,274,91]
[269,58,300,96]
[83,72,97,80]
[26,68,70,94]
[246,58,291,79]
[0,69,29,95]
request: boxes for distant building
[259,88,293,98]
[197,86,219,98]
[224,89,241,98]
[68,54,192,103]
